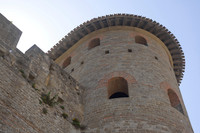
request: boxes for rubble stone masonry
[0,13,82,133]
[0,13,193,133]
[56,27,193,133]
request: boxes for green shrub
[61,113,68,119]
[60,105,65,110]
[72,118,80,128]
[32,83,38,90]
[39,100,42,104]
[19,69,26,78]
[19,69,24,74]
[40,91,57,107]
[32,83,36,88]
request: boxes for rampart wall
[0,13,83,133]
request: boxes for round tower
[48,14,193,133]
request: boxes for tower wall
[0,14,83,132]
[0,13,22,49]
[0,45,83,133]
[56,27,193,133]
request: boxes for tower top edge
[47,13,185,85]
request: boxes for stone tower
[1,13,193,133]
[48,14,193,133]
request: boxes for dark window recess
[128,49,132,52]
[109,92,129,99]
[62,56,71,68]
[168,89,184,115]
[105,50,109,54]
[28,73,35,80]
[88,38,100,50]
[135,35,148,46]
[81,61,84,65]
[107,77,129,99]
[155,56,158,60]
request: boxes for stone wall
[0,13,22,49]
[57,27,193,133]
[0,13,193,133]
[0,43,83,132]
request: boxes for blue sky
[1,0,200,132]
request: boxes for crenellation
[0,13,193,133]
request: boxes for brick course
[0,13,193,133]
[61,28,193,133]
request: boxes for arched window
[135,35,148,46]
[168,89,184,114]
[88,38,100,50]
[62,56,71,68]
[107,77,129,99]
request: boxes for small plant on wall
[71,118,87,129]
[32,83,39,90]
[72,118,80,128]
[19,69,26,78]
[60,105,65,110]
[61,113,68,119]
[40,91,57,107]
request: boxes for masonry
[0,13,83,133]
[0,13,193,133]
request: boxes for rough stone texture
[59,27,193,133]
[0,13,22,49]
[0,13,193,133]
[0,44,83,133]
[48,14,185,85]
[0,15,83,133]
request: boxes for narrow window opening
[155,56,158,60]
[168,89,184,114]
[62,56,71,68]
[105,50,109,54]
[108,77,129,99]
[128,49,132,52]
[28,73,35,80]
[109,92,128,99]
[88,38,100,50]
[135,36,148,46]
[81,61,84,65]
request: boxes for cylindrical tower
[48,14,193,133]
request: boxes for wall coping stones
[47,13,185,85]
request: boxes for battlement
[0,13,193,133]
[47,14,185,85]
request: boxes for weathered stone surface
[0,13,193,133]
[48,14,185,85]
[0,13,22,49]
[57,27,193,133]
[0,44,83,132]
[0,15,83,132]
